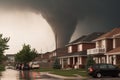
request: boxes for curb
[40,72,87,79]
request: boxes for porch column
[80,57,82,65]
[61,58,64,69]
[113,55,116,65]
[68,57,70,65]
[60,58,62,64]
[98,57,101,63]
[93,57,96,63]
[76,56,80,69]
[77,57,80,65]
[73,57,75,65]
[96,57,99,64]
[106,55,109,64]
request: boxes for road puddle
[19,70,40,80]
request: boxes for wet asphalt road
[1,69,120,80]
[0,69,62,80]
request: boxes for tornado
[0,0,120,48]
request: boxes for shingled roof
[95,28,120,41]
[69,35,86,44]
[80,32,104,42]
[107,47,120,54]
[68,32,104,45]
[59,50,87,58]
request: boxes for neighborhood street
[0,69,62,80]
[0,69,120,80]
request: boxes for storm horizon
[0,0,120,54]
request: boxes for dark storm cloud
[0,0,120,47]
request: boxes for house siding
[72,45,78,53]
[106,39,113,52]
[116,55,120,65]
[82,43,95,51]
[115,38,120,48]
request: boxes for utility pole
[55,32,57,57]
[40,48,43,58]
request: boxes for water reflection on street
[1,69,120,80]
[1,69,62,80]
[19,71,31,80]
[0,69,40,80]
[19,70,40,80]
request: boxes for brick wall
[115,38,120,48]
[82,43,95,51]
[106,39,113,52]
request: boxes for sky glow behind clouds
[0,0,120,49]
[0,10,55,54]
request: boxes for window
[68,46,72,53]
[108,64,116,69]
[78,44,82,51]
[100,64,107,69]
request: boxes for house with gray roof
[59,32,104,69]
[87,28,120,65]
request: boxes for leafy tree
[0,34,10,63]
[86,55,95,71]
[15,44,37,63]
[53,57,61,69]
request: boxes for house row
[35,27,120,69]
[88,28,120,66]
[59,32,104,69]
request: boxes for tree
[0,34,10,63]
[86,55,95,70]
[15,44,37,63]
[53,57,61,69]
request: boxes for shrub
[53,57,61,69]
[0,65,5,71]
[86,55,95,71]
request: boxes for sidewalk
[0,69,19,80]
[40,72,87,80]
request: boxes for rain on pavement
[1,69,120,80]
[0,69,62,80]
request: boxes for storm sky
[0,0,120,54]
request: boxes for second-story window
[78,44,82,51]
[96,41,102,48]
[68,46,72,53]
[113,38,116,48]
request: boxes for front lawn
[38,68,88,77]
[0,65,5,72]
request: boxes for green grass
[0,65,5,72]
[38,68,88,77]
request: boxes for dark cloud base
[0,0,120,47]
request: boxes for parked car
[6,64,14,69]
[23,63,30,70]
[88,63,120,78]
[6,65,14,69]
[31,62,40,69]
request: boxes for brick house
[33,52,51,68]
[87,28,120,65]
[59,32,104,69]
[6,54,15,63]
[33,47,67,68]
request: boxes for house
[47,47,67,68]
[59,32,104,69]
[87,28,120,65]
[33,47,67,68]
[33,52,51,68]
[6,54,15,65]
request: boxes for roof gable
[107,47,120,53]
[95,28,120,41]
[68,32,104,45]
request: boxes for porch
[106,54,120,66]
[59,51,87,69]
